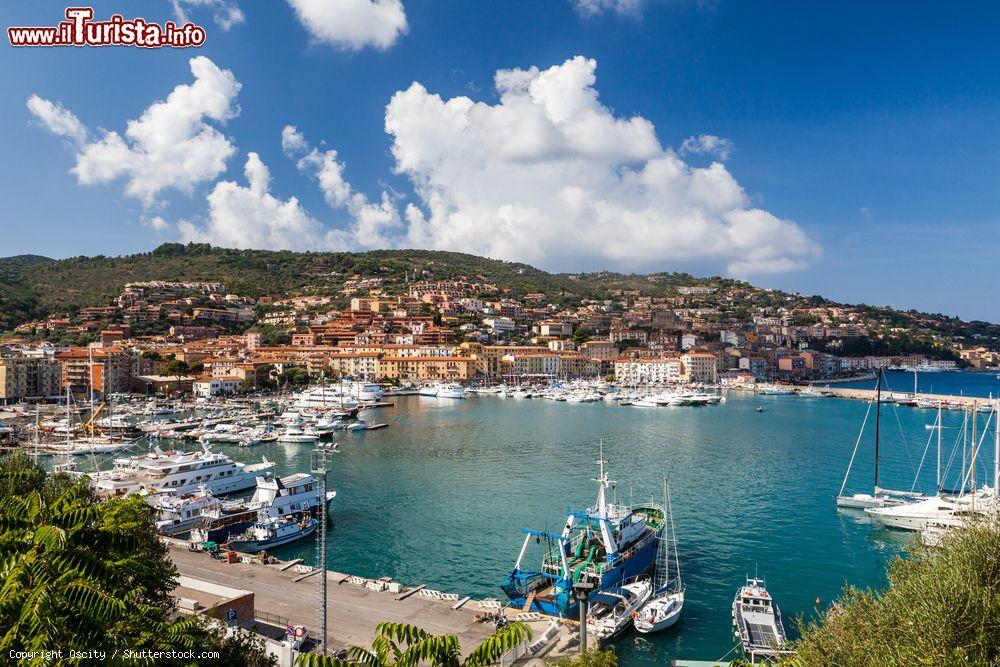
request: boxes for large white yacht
[419,382,466,399]
[247,472,337,518]
[83,443,274,497]
[292,381,382,409]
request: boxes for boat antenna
[593,440,614,515]
[874,369,882,492]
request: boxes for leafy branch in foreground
[785,518,1000,666]
[296,620,531,667]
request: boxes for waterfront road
[167,542,496,654]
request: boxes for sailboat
[634,478,684,633]
[836,370,923,509]
[867,399,1000,531]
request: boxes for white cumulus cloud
[384,55,818,276]
[680,134,735,161]
[28,56,241,207]
[170,0,245,31]
[178,152,353,251]
[286,0,407,51]
[283,125,402,249]
[26,95,88,145]
[573,0,645,17]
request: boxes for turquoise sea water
[202,391,992,664]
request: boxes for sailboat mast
[994,398,999,496]
[971,404,977,500]
[662,477,669,586]
[936,404,942,491]
[874,369,882,491]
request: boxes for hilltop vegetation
[0,243,726,329]
[1,244,999,355]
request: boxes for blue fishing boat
[501,449,664,617]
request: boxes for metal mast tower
[310,443,337,654]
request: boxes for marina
[125,383,998,664]
[5,373,1000,663]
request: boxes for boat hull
[228,523,316,552]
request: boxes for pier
[165,541,573,660]
[819,387,996,407]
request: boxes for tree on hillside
[166,358,191,377]
[786,519,1000,666]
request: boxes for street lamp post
[310,443,338,654]
[573,580,595,654]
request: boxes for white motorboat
[587,578,652,645]
[797,389,827,398]
[277,426,318,444]
[635,480,685,634]
[291,383,374,410]
[247,472,337,519]
[865,492,994,531]
[436,383,467,399]
[732,574,787,660]
[152,485,221,535]
[631,399,659,408]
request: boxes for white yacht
[248,472,337,519]
[151,486,221,535]
[292,381,379,409]
[588,578,652,645]
[276,426,318,444]
[914,363,944,373]
[83,444,274,497]
[836,372,923,509]
[865,491,996,531]
[436,383,467,399]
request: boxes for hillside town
[1,272,991,404]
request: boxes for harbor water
[195,390,990,664]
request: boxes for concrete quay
[166,540,573,661]
[820,387,997,407]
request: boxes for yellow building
[377,356,476,382]
[680,352,718,383]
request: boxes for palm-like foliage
[0,477,133,656]
[0,453,274,665]
[297,621,532,667]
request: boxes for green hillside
[0,243,718,329]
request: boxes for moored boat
[634,479,684,634]
[226,516,318,552]
[501,449,663,618]
[732,574,788,660]
[587,578,652,645]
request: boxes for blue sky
[3,1,1000,321]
